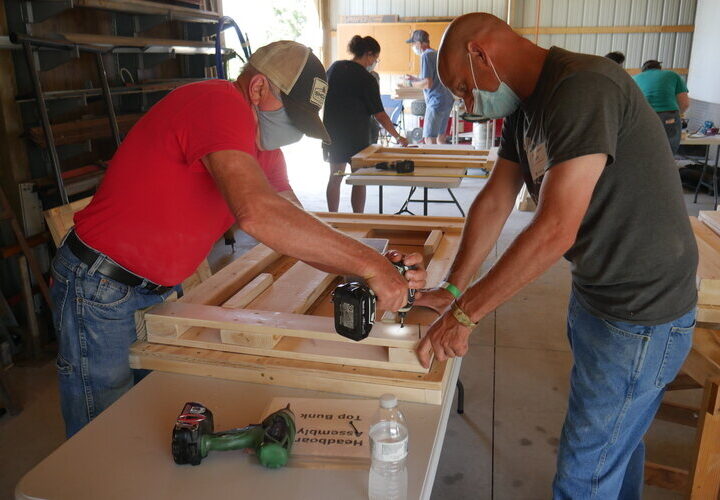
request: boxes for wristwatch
[451,300,477,328]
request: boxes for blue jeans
[553,293,695,499]
[50,241,179,437]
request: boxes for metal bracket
[21,0,73,25]
[134,14,169,34]
[35,46,80,71]
[140,50,176,67]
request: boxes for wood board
[129,341,455,405]
[351,144,490,169]
[262,397,375,464]
[140,213,464,379]
[690,217,720,319]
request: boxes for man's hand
[396,136,409,147]
[414,287,455,314]
[416,311,473,369]
[367,250,426,312]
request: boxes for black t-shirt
[499,47,698,325]
[322,60,384,162]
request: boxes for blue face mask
[257,102,303,151]
[464,52,521,121]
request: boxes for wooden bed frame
[350,145,491,169]
[132,212,466,404]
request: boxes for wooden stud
[18,256,42,358]
[687,378,720,499]
[179,244,281,306]
[245,262,336,315]
[656,401,700,428]
[222,273,273,309]
[388,347,423,366]
[666,373,703,391]
[130,341,452,404]
[146,301,425,349]
[425,234,459,288]
[644,462,688,493]
[423,230,443,258]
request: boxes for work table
[16,363,461,500]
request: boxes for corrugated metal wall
[331,0,696,70]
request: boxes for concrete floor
[0,137,715,499]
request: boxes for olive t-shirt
[499,47,697,325]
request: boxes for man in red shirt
[51,41,425,437]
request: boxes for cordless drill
[332,262,416,341]
[171,402,296,469]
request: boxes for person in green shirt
[633,60,689,154]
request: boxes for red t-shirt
[74,80,290,285]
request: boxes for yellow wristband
[451,301,477,328]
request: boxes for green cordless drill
[171,402,296,469]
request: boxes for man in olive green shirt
[633,60,689,153]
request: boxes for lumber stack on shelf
[28,114,143,148]
[132,213,465,403]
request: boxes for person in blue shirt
[404,30,456,144]
[633,60,690,154]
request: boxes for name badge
[525,139,549,182]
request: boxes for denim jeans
[657,110,681,155]
[50,241,179,437]
[552,292,695,499]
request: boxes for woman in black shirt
[323,35,408,213]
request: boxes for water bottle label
[372,436,408,462]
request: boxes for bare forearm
[446,194,513,290]
[459,220,572,321]
[374,111,400,138]
[279,189,303,208]
[239,195,385,277]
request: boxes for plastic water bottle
[368,394,408,500]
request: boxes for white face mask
[465,52,521,120]
[366,60,378,72]
[412,45,423,56]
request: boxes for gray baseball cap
[249,41,330,143]
[406,30,429,43]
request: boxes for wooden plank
[373,146,488,156]
[166,327,428,373]
[129,341,451,404]
[222,273,273,309]
[42,196,92,246]
[655,401,700,427]
[145,301,424,349]
[666,373,703,391]
[681,328,720,385]
[644,462,688,493]
[425,234,459,288]
[352,156,487,169]
[28,113,142,148]
[220,273,276,348]
[76,0,220,20]
[423,230,443,258]
[388,347,424,366]
[60,33,214,48]
[179,244,281,305]
[691,217,720,306]
[245,262,336,315]
[687,378,720,500]
[699,210,720,237]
